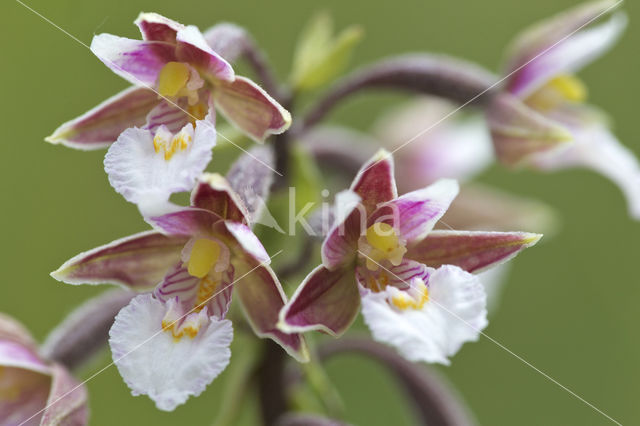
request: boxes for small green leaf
[290,12,363,91]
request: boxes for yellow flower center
[363,223,407,271]
[194,276,219,312]
[391,280,429,311]
[526,74,587,110]
[188,239,221,278]
[153,128,192,161]
[157,62,191,97]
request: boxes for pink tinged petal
[90,34,176,87]
[407,230,542,273]
[104,115,216,215]
[218,221,269,264]
[202,23,249,63]
[213,76,292,142]
[135,12,184,42]
[350,149,397,214]
[0,341,49,374]
[46,87,161,150]
[361,265,487,365]
[279,265,360,337]
[0,314,37,349]
[143,98,192,135]
[191,173,250,224]
[356,260,431,291]
[371,179,459,243]
[40,364,88,426]
[175,26,234,82]
[505,1,626,97]
[51,231,187,290]
[321,196,364,270]
[109,294,233,411]
[154,263,234,320]
[532,121,640,219]
[0,363,51,426]
[148,207,221,236]
[377,99,493,190]
[230,262,308,362]
[486,93,572,166]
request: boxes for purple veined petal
[51,231,187,290]
[486,93,572,166]
[109,294,233,411]
[175,25,235,82]
[153,263,199,305]
[360,265,487,365]
[191,173,250,224]
[40,364,88,426]
[143,97,192,135]
[531,113,640,219]
[213,76,292,142]
[370,179,459,244]
[232,260,308,362]
[350,149,398,214]
[90,33,176,87]
[135,12,184,43]
[279,265,360,338]
[154,263,235,321]
[46,86,161,150]
[504,1,626,97]
[321,196,365,270]
[148,207,222,236]
[356,260,431,292]
[407,230,542,273]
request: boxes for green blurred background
[2,0,639,424]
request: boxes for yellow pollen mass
[195,276,219,311]
[187,103,207,125]
[157,62,191,97]
[364,223,407,270]
[188,239,221,278]
[153,132,192,161]
[366,223,398,252]
[547,74,587,103]
[391,286,429,311]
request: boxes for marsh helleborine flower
[53,174,307,410]
[52,113,306,409]
[279,150,541,364]
[47,13,291,149]
[0,314,88,425]
[487,0,640,218]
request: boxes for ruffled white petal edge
[361,265,487,365]
[109,294,232,411]
[104,114,217,216]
